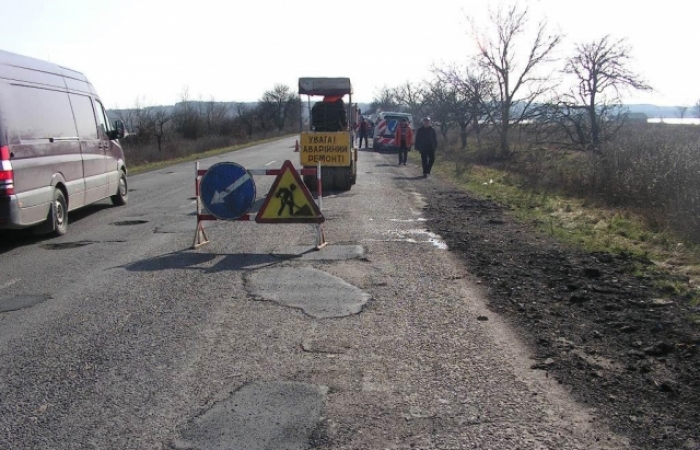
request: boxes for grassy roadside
[416,152,700,307]
[127,135,295,175]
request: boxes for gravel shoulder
[415,174,700,450]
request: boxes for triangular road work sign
[256,160,324,224]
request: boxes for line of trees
[371,4,652,158]
[113,84,301,164]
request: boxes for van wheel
[52,189,68,236]
[111,171,128,206]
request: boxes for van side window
[94,100,111,137]
[70,94,98,140]
[7,85,77,140]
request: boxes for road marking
[0,278,20,289]
[211,173,252,204]
[265,160,276,166]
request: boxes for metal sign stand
[193,160,326,250]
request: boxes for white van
[372,112,413,152]
[0,49,127,236]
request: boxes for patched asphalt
[0,294,51,313]
[174,382,327,450]
[246,266,370,318]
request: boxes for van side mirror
[112,120,125,140]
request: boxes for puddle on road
[363,229,448,250]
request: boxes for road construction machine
[298,77,358,191]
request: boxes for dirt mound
[420,187,700,450]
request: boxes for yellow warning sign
[256,160,324,224]
[300,132,351,167]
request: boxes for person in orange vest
[394,117,414,165]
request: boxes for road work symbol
[256,160,324,224]
[276,183,313,217]
[200,162,256,220]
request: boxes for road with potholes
[0,137,630,449]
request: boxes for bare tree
[677,105,688,120]
[424,79,458,142]
[371,86,399,112]
[201,97,229,136]
[473,4,562,158]
[696,100,700,120]
[260,84,295,132]
[436,66,494,149]
[152,108,170,152]
[132,97,156,145]
[173,87,203,140]
[557,35,651,152]
[235,103,256,138]
[393,82,429,119]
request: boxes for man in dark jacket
[414,117,438,177]
[357,117,370,148]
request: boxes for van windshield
[379,116,412,137]
[384,115,409,123]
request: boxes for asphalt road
[0,138,630,449]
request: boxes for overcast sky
[2,0,697,108]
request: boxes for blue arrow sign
[200,162,256,220]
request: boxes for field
[408,122,700,448]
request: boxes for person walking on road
[358,117,370,149]
[415,117,438,177]
[394,117,413,165]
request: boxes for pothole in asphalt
[112,220,149,226]
[0,294,51,313]
[362,229,447,250]
[272,245,365,261]
[301,337,353,355]
[154,220,193,234]
[40,241,93,250]
[246,267,370,318]
[174,382,327,450]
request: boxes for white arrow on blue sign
[200,162,256,220]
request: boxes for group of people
[354,112,438,178]
[395,117,437,178]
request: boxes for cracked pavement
[0,138,629,449]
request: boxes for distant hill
[626,104,693,119]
